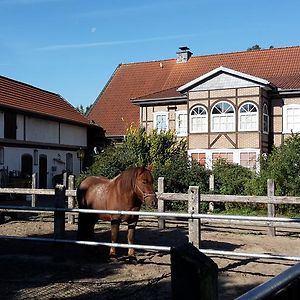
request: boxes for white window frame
[188,148,260,171]
[175,110,187,136]
[189,105,208,133]
[211,101,235,133]
[239,102,258,131]
[263,104,269,134]
[283,104,300,134]
[153,112,168,132]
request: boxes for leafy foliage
[213,159,254,195]
[79,126,210,207]
[76,104,92,116]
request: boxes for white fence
[1,175,300,261]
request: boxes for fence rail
[1,175,300,260]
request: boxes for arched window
[190,105,208,133]
[211,101,235,132]
[263,104,269,133]
[239,102,258,131]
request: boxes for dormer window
[211,101,235,132]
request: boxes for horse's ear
[146,164,153,172]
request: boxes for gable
[189,72,266,91]
[178,66,272,93]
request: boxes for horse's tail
[76,186,85,209]
[77,182,87,240]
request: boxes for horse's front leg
[127,222,137,258]
[110,219,120,258]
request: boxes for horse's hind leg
[110,219,120,258]
[127,222,137,258]
[77,213,96,241]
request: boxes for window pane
[240,152,256,169]
[286,107,300,132]
[212,152,233,163]
[177,113,187,135]
[190,106,207,132]
[156,114,167,130]
[192,153,206,166]
[212,102,235,132]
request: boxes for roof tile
[89,46,300,136]
[0,75,89,125]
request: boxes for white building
[0,75,90,188]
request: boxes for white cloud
[90,27,97,33]
[36,34,197,51]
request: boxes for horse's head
[134,167,157,208]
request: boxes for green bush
[79,127,210,210]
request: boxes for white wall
[1,146,81,188]
[16,114,24,140]
[26,117,59,144]
[60,123,87,146]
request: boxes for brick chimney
[176,46,193,63]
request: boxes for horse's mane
[113,166,145,191]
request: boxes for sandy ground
[0,210,299,299]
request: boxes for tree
[79,126,210,195]
[247,44,275,51]
[76,104,92,116]
[247,44,261,51]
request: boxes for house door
[21,154,33,177]
[39,155,47,188]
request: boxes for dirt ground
[0,210,299,299]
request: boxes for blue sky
[0,0,299,108]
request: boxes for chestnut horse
[77,166,157,258]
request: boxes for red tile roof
[88,46,300,136]
[0,75,89,125]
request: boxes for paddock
[1,179,300,298]
[0,213,299,299]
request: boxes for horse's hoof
[108,254,118,262]
[127,256,138,264]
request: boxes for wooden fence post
[63,172,68,187]
[31,173,36,207]
[208,174,215,212]
[171,243,218,300]
[267,179,276,236]
[188,186,201,248]
[54,184,66,239]
[67,175,75,224]
[158,177,165,229]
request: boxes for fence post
[188,186,201,248]
[54,184,66,239]
[171,243,218,300]
[267,179,276,236]
[67,175,75,224]
[208,174,215,212]
[158,177,165,229]
[31,173,36,207]
[63,172,68,187]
